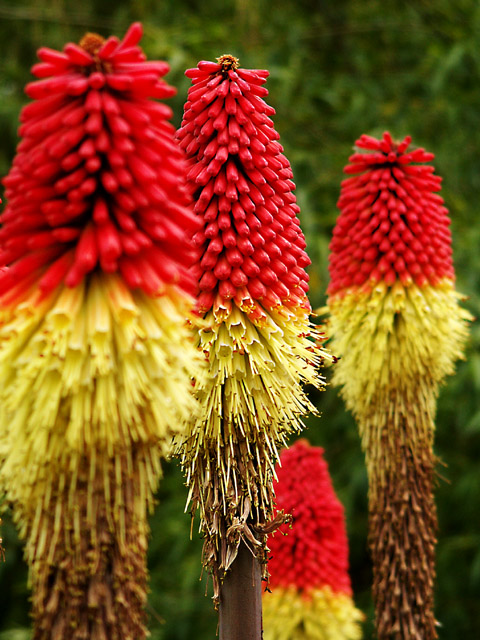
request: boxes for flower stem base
[219,541,262,640]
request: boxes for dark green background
[0,1,478,638]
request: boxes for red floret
[0,22,199,300]
[177,55,311,315]
[328,131,455,295]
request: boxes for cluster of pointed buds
[263,440,363,640]
[329,132,454,293]
[326,132,471,640]
[1,22,198,302]
[178,55,310,319]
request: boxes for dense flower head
[177,55,311,318]
[328,131,454,296]
[0,26,204,638]
[0,22,198,302]
[176,57,331,606]
[268,440,353,596]
[326,133,472,640]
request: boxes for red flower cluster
[269,440,353,595]
[328,131,454,295]
[177,56,310,316]
[0,22,198,302]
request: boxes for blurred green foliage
[0,0,478,637]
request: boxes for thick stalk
[365,389,437,640]
[219,541,263,640]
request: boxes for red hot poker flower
[0,24,202,640]
[263,440,363,639]
[175,56,331,605]
[326,132,471,640]
[1,22,198,302]
[269,441,352,595]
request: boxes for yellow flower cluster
[263,585,364,640]
[328,280,471,466]
[0,274,199,511]
[178,297,331,603]
[0,274,202,636]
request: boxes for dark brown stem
[370,448,437,640]
[219,540,263,640]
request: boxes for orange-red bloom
[177,55,310,318]
[329,132,453,293]
[269,441,352,595]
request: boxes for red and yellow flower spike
[327,132,472,639]
[175,56,332,604]
[263,440,364,640]
[0,23,201,639]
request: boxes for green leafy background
[0,1,478,637]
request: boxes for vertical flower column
[176,55,331,605]
[263,439,364,640]
[327,132,471,639]
[0,23,201,640]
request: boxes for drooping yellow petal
[328,279,471,455]
[0,273,202,637]
[0,273,199,506]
